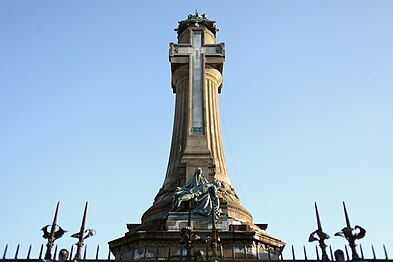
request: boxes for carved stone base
[166,212,229,231]
[109,227,286,260]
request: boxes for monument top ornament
[175,10,219,36]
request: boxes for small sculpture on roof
[175,10,218,36]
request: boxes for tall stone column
[142,12,252,226]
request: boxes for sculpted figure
[171,168,221,218]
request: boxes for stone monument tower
[142,11,252,227]
[109,12,285,260]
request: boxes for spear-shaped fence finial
[308,202,330,260]
[334,202,366,260]
[72,202,96,260]
[42,202,67,259]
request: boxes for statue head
[195,167,203,177]
[194,168,205,183]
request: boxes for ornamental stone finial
[175,11,218,36]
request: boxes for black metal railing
[0,243,390,261]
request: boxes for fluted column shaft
[163,65,230,186]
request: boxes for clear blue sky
[0,0,392,259]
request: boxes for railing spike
[329,245,334,261]
[27,245,32,259]
[384,244,389,260]
[303,246,308,260]
[372,245,376,260]
[3,244,8,259]
[69,245,74,259]
[107,248,111,260]
[292,245,296,260]
[360,244,364,259]
[83,244,87,260]
[38,244,43,259]
[15,244,20,259]
[53,245,58,260]
[344,246,349,261]
[96,245,99,260]
[316,245,320,260]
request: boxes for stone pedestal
[166,212,229,231]
[109,224,285,261]
[110,214,285,260]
